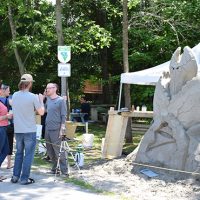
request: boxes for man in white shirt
[11,74,44,185]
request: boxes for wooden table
[121,111,153,118]
[70,113,88,123]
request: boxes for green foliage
[128,0,140,9]
[0,0,200,107]
[131,85,155,110]
[63,20,112,53]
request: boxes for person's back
[11,74,44,185]
[12,91,40,133]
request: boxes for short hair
[18,81,31,90]
[53,83,60,95]
[81,96,87,101]
[1,84,9,90]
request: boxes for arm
[37,107,45,116]
[60,98,67,124]
[59,98,67,137]
[35,94,45,116]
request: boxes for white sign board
[58,63,71,77]
[58,46,71,63]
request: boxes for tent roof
[121,43,200,85]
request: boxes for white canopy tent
[118,43,200,110]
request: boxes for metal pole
[61,77,70,120]
[118,82,123,111]
[61,77,67,96]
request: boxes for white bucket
[82,133,94,148]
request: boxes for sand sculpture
[135,46,200,172]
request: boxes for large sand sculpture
[135,46,200,172]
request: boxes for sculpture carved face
[169,46,198,96]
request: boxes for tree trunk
[122,0,132,143]
[8,5,25,76]
[56,0,64,45]
[100,48,111,104]
[96,7,111,104]
[56,0,70,119]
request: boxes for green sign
[58,46,71,63]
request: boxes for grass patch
[65,177,106,193]
[123,132,144,155]
[33,122,144,167]
[65,177,115,196]
[33,154,51,169]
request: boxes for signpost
[57,46,71,96]
[58,63,71,77]
[58,46,71,63]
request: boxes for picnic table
[70,112,88,123]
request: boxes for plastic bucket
[82,133,94,148]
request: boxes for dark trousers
[0,126,9,166]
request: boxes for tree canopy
[0,0,199,107]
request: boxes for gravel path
[0,166,118,200]
[1,156,200,200]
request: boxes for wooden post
[102,107,128,159]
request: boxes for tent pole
[118,82,123,111]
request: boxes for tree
[1,0,199,109]
[123,0,132,143]
[56,0,70,118]
[8,4,25,75]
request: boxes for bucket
[82,133,94,148]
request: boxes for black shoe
[42,156,51,162]
[20,178,35,185]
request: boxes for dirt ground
[0,163,117,200]
[73,155,200,200]
[1,154,200,200]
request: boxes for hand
[59,128,62,138]
[38,93,44,102]
[62,96,67,101]
[59,126,66,138]
[7,113,13,119]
